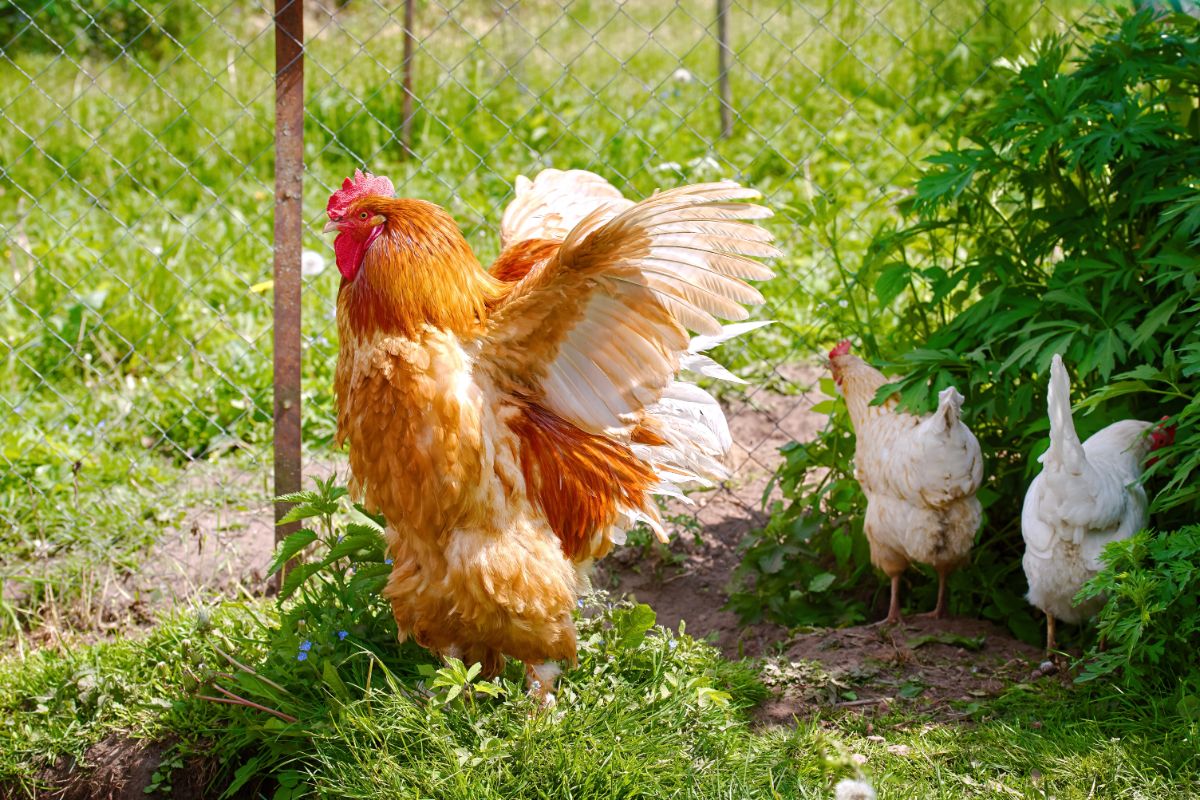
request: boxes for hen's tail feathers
[499,169,633,248]
[1043,353,1087,474]
[933,386,965,431]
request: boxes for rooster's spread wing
[480,182,777,434]
[499,169,633,248]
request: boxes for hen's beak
[322,219,341,234]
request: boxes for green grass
[0,0,1098,635]
[0,599,1196,798]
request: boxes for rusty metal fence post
[400,0,417,159]
[273,0,305,582]
[716,0,733,139]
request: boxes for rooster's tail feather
[613,322,768,544]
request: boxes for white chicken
[829,341,984,624]
[1021,353,1173,652]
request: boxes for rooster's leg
[1045,613,1057,654]
[525,661,561,707]
[884,574,903,625]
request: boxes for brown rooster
[324,169,776,699]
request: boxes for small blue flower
[577,599,585,608]
[299,640,312,652]
[384,558,393,565]
[337,535,344,543]
[668,640,678,651]
[297,651,308,662]
[338,630,348,640]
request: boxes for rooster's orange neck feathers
[339,198,506,340]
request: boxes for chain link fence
[0,0,1096,628]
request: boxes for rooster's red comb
[828,340,852,360]
[327,169,395,218]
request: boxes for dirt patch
[598,363,827,655]
[754,615,1045,725]
[23,457,348,647]
[19,735,234,800]
[18,366,1049,729]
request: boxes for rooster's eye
[359,211,368,220]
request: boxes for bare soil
[597,365,827,657]
[754,615,1044,725]
[32,364,1048,704]
[20,735,247,800]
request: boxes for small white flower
[301,249,327,277]
[671,67,694,84]
[687,155,722,176]
[654,161,683,173]
[834,779,877,800]
[837,299,849,308]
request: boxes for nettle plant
[1078,525,1200,702]
[734,7,1200,638]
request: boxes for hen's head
[324,170,396,281]
[827,339,852,384]
[1150,417,1176,451]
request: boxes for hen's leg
[918,570,949,620]
[525,661,561,706]
[1045,613,1057,653]
[884,574,903,625]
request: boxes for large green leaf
[268,529,318,577]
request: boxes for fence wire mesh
[0,0,1096,628]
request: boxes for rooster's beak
[322,219,341,234]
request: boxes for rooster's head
[324,170,396,281]
[324,169,500,339]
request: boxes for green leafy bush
[1078,526,1200,704]
[736,7,1200,638]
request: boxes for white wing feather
[499,169,633,247]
